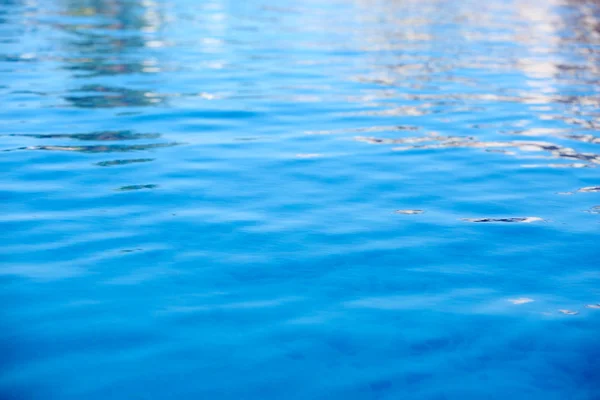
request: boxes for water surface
[1,0,600,399]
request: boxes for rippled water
[1,0,600,398]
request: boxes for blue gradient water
[1,0,600,398]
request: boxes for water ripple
[2,0,600,398]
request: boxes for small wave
[577,186,600,193]
[462,217,544,223]
[8,130,161,141]
[95,158,154,167]
[10,142,180,153]
[116,184,158,191]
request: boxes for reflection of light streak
[355,134,600,166]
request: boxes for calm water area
[1,0,599,399]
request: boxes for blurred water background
[1,0,600,398]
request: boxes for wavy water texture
[1,0,600,399]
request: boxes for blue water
[1,0,600,398]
